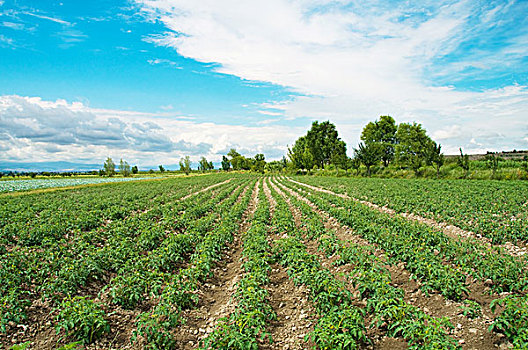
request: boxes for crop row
[278,177,528,348]
[267,179,368,349]
[133,179,255,349]
[281,178,528,296]
[203,180,277,349]
[292,176,528,243]
[276,179,459,349]
[0,176,244,344]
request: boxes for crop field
[0,178,152,194]
[1,174,527,350]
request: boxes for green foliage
[55,296,110,344]
[131,165,139,174]
[457,148,470,176]
[490,295,528,348]
[360,115,397,166]
[394,122,433,175]
[119,158,131,177]
[103,157,116,177]
[289,121,347,170]
[158,164,165,173]
[458,300,482,319]
[179,156,192,175]
[221,155,230,171]
[198,157,214,172]
[355,142,381,176]
[9,342,30,350]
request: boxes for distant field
[1,174,526,349]
[0,177,151,193]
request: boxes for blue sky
[1,0,527,169]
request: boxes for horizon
[1,0,527,168]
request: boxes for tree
[395,122,432,175]
[427,142,444,178]
[119,159,131,177]
[457,148,470,177]
[288,136,314,170]
[131,165,139,175]
[360,115,397,166]
[159,165,166,173]
[179,156,191,175]
[103,157,116,177]
[198,157,213,172]
[228,149,245,170]
[221,156,230,171]
[305,121,347,168]
[355,142,381,176]
[350,157,361,175]
[254,153,265,173]
[485,154,499,176]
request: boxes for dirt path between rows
[286,177,527,258]
[174,180,256,349]
[262,179,315,350]
[273,178,504,350]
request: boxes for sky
[0,0,527,169]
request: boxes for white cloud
[0,95,302,165]
[134,0,528,154]
[23,11,70,25]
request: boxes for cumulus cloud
[0,95,301,165]
[134,0,528,154]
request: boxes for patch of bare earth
[260,178,315,350]
[275,178,505,350]
[286,178,527,257]
[174,181,256,349]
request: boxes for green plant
[459,300,481,319]
[55,296,110,344]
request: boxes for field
[1,174,527,350]
[0,178,152,193]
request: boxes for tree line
[93,116,528,179]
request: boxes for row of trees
[288,117,445,177]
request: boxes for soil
[286,177,528,258]
[261,179,315,350]
[273,177,507,350]
[173,180,257,349]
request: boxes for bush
[55,296,110,344]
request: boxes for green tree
[360,115,397,166]
[228,149,245,170]
[350,157,361,175]
[288,136,314,170]
[119,159,131,177]
[103,158,115,177]
[179,156,191,175]
[355,142,381,176]
[198,157,213,172]
[305,121,347,168]
[485,153,499,176]
[158,165,166,173]
[427,142,445,178]
[131,165,138,174]
[457,148,470,178]
[221,156,230,171]
[395,122,432,175]
[253,153,266,173]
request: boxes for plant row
[267,179,368,349]
[292,176,528,243]
[202,180,277,349]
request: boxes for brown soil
[261,178,315,350]
[173,180,258,349]
[286,177,528,257]
[0,181,241,350]
[273,177,506,350]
